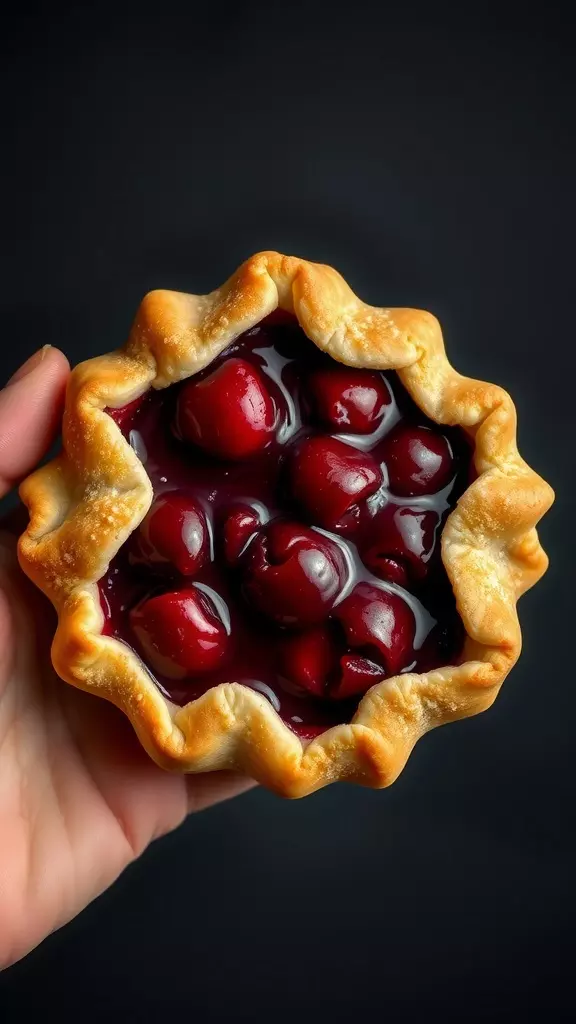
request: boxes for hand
[0,348,254,969]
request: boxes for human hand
[0,348,254,969]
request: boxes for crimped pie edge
[17,251,554,797]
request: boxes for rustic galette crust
[18,252,554,797]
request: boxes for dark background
[1,6,574,1021]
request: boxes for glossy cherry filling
[100,314,471,738]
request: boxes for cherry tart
[18,252,553,797]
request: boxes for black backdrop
[1,7,574,1022]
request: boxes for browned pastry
[18,252,554,797]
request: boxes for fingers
[186,771,257,814]
[0,346,70,498]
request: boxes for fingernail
[5,346,53,387]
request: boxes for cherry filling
[100,316,471,738]
[242,520,347,627]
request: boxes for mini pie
[18,252,554,798]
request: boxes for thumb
[0,346,70,498]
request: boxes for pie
[17,252,554,797]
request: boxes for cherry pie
[18,253,554,796]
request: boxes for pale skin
[0,348,254,969]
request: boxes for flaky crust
[18,252,554,797]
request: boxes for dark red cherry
[334,582,415,677]
[132,492,209,576]
[222,503,263,565]
[175,358,275,460]
[280,626,337,697]
[330,653,385,700]
[308,367,391,434]
[362,505,439,585]
[290,436,382,531]
[380,423,454,497]
[129,586,230,680]
[363,555,409,589]
[243,520,347,627]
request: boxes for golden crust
[17,252,554,797]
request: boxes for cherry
[129,586,230,680]
[363,555,409,589]
[362,505,439,586]
[290,436,382,531]
[174,358,276,460]
[280,626,337,697]
[308,367,391,434]
[132,492,209,576]
[243,520,347,627]
[330,653,385,700]
[222,503,263,565]
[379,423,454,497]
[334,582,415,677]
